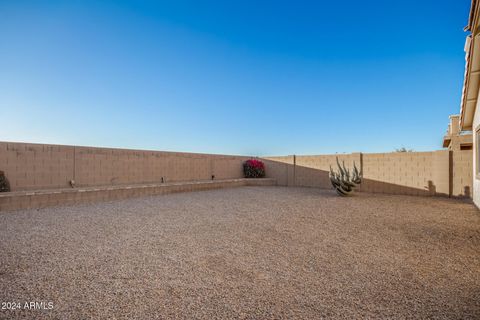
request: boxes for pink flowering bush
[243,159,265,178]
[0,171,10,192]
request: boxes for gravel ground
[0,186,479,319]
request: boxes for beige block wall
[296,153,361,188]
[265,150,464,197]
[0,142,75,191]
[452,150,473,197]
[0,142,250,191]
[432,150,451,196]
[0,178,277,211]
[362,151,436,196]
[262,157,290,186]
[264,154,361,189]
[0,141,471,198]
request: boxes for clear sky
[0,0,472,156]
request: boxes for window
[460,144,473,150]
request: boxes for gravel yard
[1,186,479,319]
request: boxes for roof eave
[460,1,480,131]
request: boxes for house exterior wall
[459,0,480,206]
[472,89,480,206]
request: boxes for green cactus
[329,158,362,196]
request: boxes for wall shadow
[261,158,447,197]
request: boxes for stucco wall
[472,89,480,206]
[0,142,249,191]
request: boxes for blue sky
[0,0,471,155]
